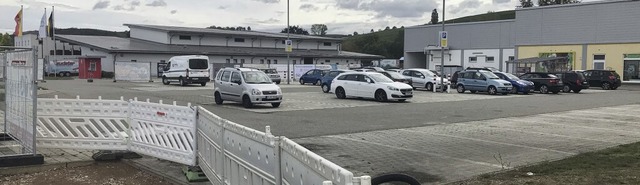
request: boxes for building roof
[55,35,382,59]
[506,57,568,63]
[124,24,343,41]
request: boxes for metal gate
[1,47,38,157]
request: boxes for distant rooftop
[125,24,343,41]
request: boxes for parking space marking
[504,116,640,135]
[326,135,507,169]
[578,109,640,119]
[398,129,576,155]
[475,125,626,144]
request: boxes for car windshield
[261,69,277,73]
[503,73,520,80]
[385,71,404,79]
[327,71,342,77]
[188,59,208,69]
[421,70,436,76]
[481,71,500,79]
[543,74,559,78]
[241,71,272,84]
[368,73,394,83]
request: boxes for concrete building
[15,24,382,77]
[404,0,640,81]
[404,20,515,76]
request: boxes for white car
[213,67,282,108]
[330,72,413,102]
[400,68,449,91]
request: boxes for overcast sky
[0,0,522,35]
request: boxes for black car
[519,72,563,94]
[583,70,622,90]
[554,71,589,93]
[379,71,413,86]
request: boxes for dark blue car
[320,70,352,93]
[493,71,535,94]
[299,69,329,85]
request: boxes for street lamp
[439,0,446,93]
[286,0,291,84]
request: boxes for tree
[392,26,397,29]
[370,29,374,33]
[247,26,252,31]
[353,31,359,36]
[385,26,390,30]
[281,25,309,35]
[431,9,439,24]
[520,0,534,7]
[310,24,328,35]
[1,33,14,46]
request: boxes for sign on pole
[439,31,448,48]
[285,39,293,52]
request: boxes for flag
[14,7,23,36]
[48,10,54,37]
[39,9,47,39]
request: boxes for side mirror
[420,76,425,79]
[232,79,242,85]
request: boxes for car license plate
[192,78,199,80]
[266,96,278,99]
[507,88,512,91]
[583,82,588,84]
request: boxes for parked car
[582,70,622,90]
[162,55,210,86]
[378,71,413,87]
[386,69,402,73]
[518,72,563,94]
[455,70,512,95]
[400,68,449,91]
[364,67,385,72]
[213,67,282,108]
[320,69,352,93]
[554,71,589,93]
[493,71,535,94]
[353,68,377,72]
[257,68,281,84]
[299,69,329,85]
[330,72,413,102]
[465,67,499,72]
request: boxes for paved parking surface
[294,104,640,184]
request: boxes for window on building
[325,60,330,63]
[233,59,238,63]
[226,59,231,64]
[56,50,63,55]
[73,49,81,55]
[487,56,495,62]
[323,42,332,46]
[179,35,191,40]
[50,50,54,55]
[260,59,265,64]
[131,60,137,62]
[281,40,286,44]
[273,60,278,64]
[469,57,477,62]
[508,56,515,61]
[267,59,271,64]
[240,59,245,63]
[293,60,297,64]
[594,55,605,70]
[234,38,245,42]
[89,62,96,71]
[64,50,72,55]
[160,60,166,63]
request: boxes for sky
[0,0,523,35]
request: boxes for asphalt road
[35,79,640,184]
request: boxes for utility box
[79,57,103,79]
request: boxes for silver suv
[214,68,283,108]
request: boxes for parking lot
[38,79,640,184]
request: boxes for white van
[162,55,210,86]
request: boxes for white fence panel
[36,96,129,150]
[280,137,357,185]
[4,49,38,155]
[115,62,151,81]
[128,100,197,166]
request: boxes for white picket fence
[35,96,371,185]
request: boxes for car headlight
[277,89,282,94]
[252,89,262,95]
[388,86,399,91]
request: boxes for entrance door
[624,60,639,81]
[303,58,314,64]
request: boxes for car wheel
[573,89,582,93]
[201,82,207,86]
[375,90,388,102]
[602,82,611,90]
[540,85,549,94]
[179,78,187,86]
[242,95,253,108]
[456,85,465,93]
[271,102,281,108]
[315,80,321,86]
[276,81,280,84]
[299,79,304,85]
[65,72,71,77]
[58,72,65,77]
[488,86,497,95]
[562,85,571,93]
[214,92,223,105]
[426,83,434,91]
[335,87,346,99]
[321,84,330,93]
[162,77,170,85]
[470,90,477,94]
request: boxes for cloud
[112,0,140,11]
[92,0,110,10]
[252,0,280,4]
[218,6,227,9]
[246,18,280,24]
[493,0,511,4]
[300,4,319,12]
[336,0,438,18]
[448,0,483,14]
[130,0,141,6]
[146,0,167,7]
[170,10,177,14]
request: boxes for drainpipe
[251,38,257,48]
[112,53,118,82]
[225,37,231,47]
[317,41,320,50]
[169,34,175,45]
[199,35,203,46]
[296,40,302,49]
[274,39,279,48]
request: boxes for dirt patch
[0,162,173,185]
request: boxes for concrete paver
[293,104,640,184]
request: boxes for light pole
[286,0,291,84]
[440,0,446,93]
